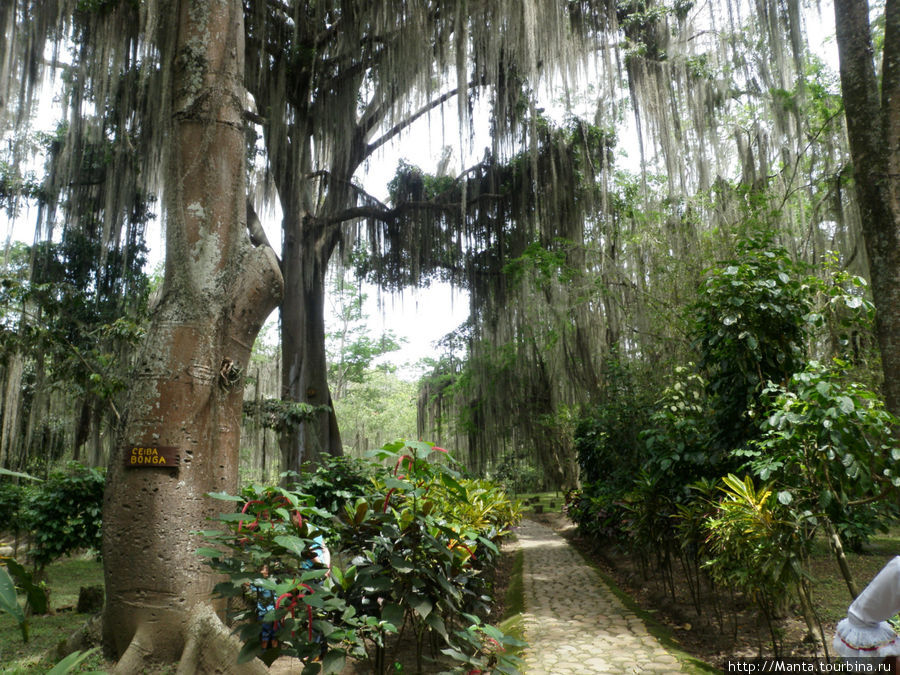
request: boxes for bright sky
[339,100,492,374]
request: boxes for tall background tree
[833,0,900,417]
[415,0,873,485]
[243,0,593,472]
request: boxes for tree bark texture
[279,216,343,475]
[834,0,900,416]
[100,1,282,671]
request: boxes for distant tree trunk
[279,217,342,475]
[73,396,93,463]
[0,352,23,468]
[100,1,281,671]
[833,0,900,416]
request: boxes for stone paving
[518,518,690,674]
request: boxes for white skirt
[833,615,900,658]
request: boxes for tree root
[57,613,103,662]
[112,604,267,675]
[173,604,267,675]
[61,605,267,674]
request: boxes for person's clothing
[834,556,900,658]
[254,581,276,643]
[302,534,330,570]
[259,618,276,642]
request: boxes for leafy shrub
[691,237,812,452]
[490,453,542,494]
[703,474,814,654]
[575,356,654,489]
[200,441,523,674]
[0,563,28,640]
[641,366,720,500]
[0,481,28,539]
[571,364,713,549]
[288,455,386,520]
[25,463,104,568]
[201,485,352,670]
[566,483,631,543]
[333,440,523,673]
[743,359,900,550]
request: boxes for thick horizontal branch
[322,192,506,227]
[321,201,457,226]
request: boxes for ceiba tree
[99,0,281,670]
[833,0,900,417]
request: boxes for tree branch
[367,84,475,154]
[246,199,280,267]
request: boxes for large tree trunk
[280,217,342,475]
[834,0,900,416]
[100,1,282,671]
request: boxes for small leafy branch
[242,398,332,433]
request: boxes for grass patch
[502,547,524,620]
[497,545,526,661]
[808,527,900,627]
[515,491,565,515]
[0,555,111,673]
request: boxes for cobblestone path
[518,519,689,674]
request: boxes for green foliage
[490,453,542,494]
[616,0,689,61]
[703,474,814,652]
[387,160,456,206]
[566,485,630,543]
[288,455,386,524]
[575,356,654,487]
[325,273,404,400]
[0,565,27,641]
[641,366,718,495]
[806,253,877,375]
[5,558,49,615]
[332,371,418,455]
[242,398,331,434]
[200,441,522,674]
[0,224,150,470]
[743,359,900,550]
[201,486,348,669]
[24,464,104,568]
[0,481,29,539]
[45,647,102,674]
[620,471,678,570]
[691,236,812,452]
[502,240,575,287]
[570,357,658,542]
[567,231,895,648]
[337,440,523,673]
[441,616,525,675]
[8,233,150,379]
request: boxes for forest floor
[531,510,900,672]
